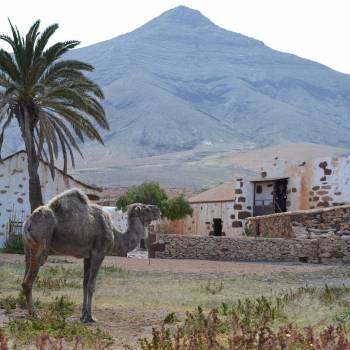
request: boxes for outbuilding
[170,182,236,236]
[0,151,101,246]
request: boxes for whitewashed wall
[169,201,237,236]
[232,156,350,230]
[261,156,350,210]
[102,207,128,232]
[0,152,100,247]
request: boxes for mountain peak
[147,5,214,28]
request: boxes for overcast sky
[1,0,349,74]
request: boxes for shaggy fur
[22,188,160,323]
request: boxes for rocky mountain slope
[67,5,350,160]
[3,6,350,187]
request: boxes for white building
[169,183,236,236]
[233,155,350,229]
[0,151,101,246]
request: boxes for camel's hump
[48,188,90,212]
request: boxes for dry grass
[1,258,350,348]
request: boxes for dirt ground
[0,253,333,275]
[0,253,341,348]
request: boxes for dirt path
[0,253,333,276]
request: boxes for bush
[1,234,24,254]
[161,196,193,221]
[116,182,193,221]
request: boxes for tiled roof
[189,182,234,203]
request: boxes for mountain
[66,5,350,160]
[4,6,350,187]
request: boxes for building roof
[1,150,101,192]
[189,182,235,203]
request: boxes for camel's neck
[112,216,146,255]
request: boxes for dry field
[1,254,350,348]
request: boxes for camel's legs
[80,255,104,323]
[22,244,44,315]
[24,243,31,277]
[81,257,91,318]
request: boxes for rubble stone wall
[155,234,350,264]
[248,214,294,238]
[246,204,350,238]
[156,235,319,262]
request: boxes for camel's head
[127,203,161,225]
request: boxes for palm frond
[0,19,108,181]
[34,23,59,60]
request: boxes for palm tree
[0,20,109,211]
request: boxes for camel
[22,188,160,323]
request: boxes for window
[256,185,262,194]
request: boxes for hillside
[67,5,350,160]
[3,6,350,188]
[70,143,349,189]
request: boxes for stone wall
[248,213,294,238]
[156,235,319,262]
[247,204,350,238]
[155,234,350,264]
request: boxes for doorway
[274,179,288,213]
[213,218,223,236]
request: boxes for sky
[0,0,349,74]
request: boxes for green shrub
[0,296,17,314]
[1,234,24,254]
[242,225,255,237]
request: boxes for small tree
[161,196,193,221]
[116,182,193,220]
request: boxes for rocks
[237,211,251,220]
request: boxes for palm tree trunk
[27,145,43,212]
[19,112,43,212]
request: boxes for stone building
[233,155,350,229]
[0,151,101,247]
[169,183,237,236]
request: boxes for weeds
[201,281,224,295]
[4,295,113,347]
[101,265,125,274]
[139,285,350,349]
[242,225,255,237]
[0,296,16,314]
[0,292,41,314]
[100,265,130,278]
[139,308,350,350]
[36,277,80,291]
[164,312,179,324]
[0,235,24,254]
[0,328,114,349]
[42,266,82,279]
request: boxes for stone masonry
[155,234,350,264]
[247,204,350,238]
